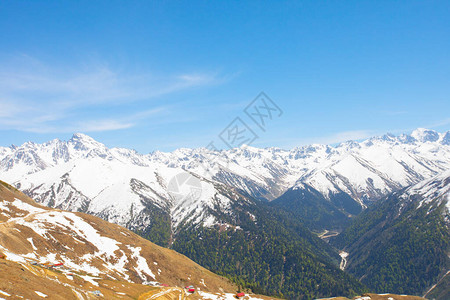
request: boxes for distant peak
[368,132,396,143]
[68,133,105,151]
[337,140,361,150]
[441,131,450,145]
[71,133,94,140]
[411,128,430,134]
[397,133,416,144]
[411,128,439,142]
[239,144,259,151]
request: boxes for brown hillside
[0,180,246,299]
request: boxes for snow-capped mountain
[0,129,449,235]
[0,133,261,241]
[400,169,450,214]
[288,130,450,205]
[270,129,450,230]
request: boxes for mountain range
[0,178,434,300]
[0,128,449,298]
[1,128,449,235]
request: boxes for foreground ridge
[0,180,272,299]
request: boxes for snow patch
[17,211,120,258]
[11,198,45,214]
[79,275,100,286]
[27,238,37,251]
[34,291,48,298]
[127,245,156,282]
[0,290,11,297]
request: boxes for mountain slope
[424,271,450,300]
[0,178,365,299]
[331,170,450,297]
[172,192,366,299]
[0,180,242,298]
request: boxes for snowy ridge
[402,169,450,213]
[290,130,450,204]
[0,128,449,232]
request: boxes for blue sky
[0,1,449,152]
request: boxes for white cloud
[0,101,22,118]
[28,120,133,133]
[426,118,450,129]
[76,120,134,132]
[0,56,226,133]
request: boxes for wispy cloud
[0,55,227,133]
[23,119,134,134]
[73,120,134,132]
[426,118,450,129]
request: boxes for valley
[0,129,449,299]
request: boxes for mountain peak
[441,131,450,145]
[397,133,416,144]
[70,133,95,141]
[68,133,106,152]
[411,128,439,143]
